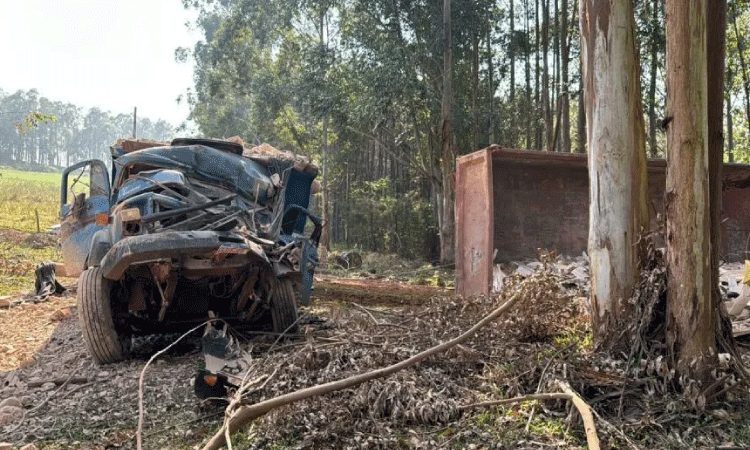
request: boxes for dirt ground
[0,286,214,449]
[3,249,750,449]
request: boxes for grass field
[0,167,61,233]
[0,168,67,296]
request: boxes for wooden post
[35,209,40,233]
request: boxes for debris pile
[492,252,590,294]
[227,249,750,449]
[330,251,363,270]
[210,260,591,449]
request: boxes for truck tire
[270,277,298,335]
[78,267,130,364]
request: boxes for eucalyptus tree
[731,2,750,123]
[580,0,649,349]
[181,0,625,261]
[338,0,493,262]
[0,89,172,168]
[181,0,302,143]
[663,0,722,384]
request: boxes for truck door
[59,160,111,277]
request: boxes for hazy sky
[0,0,199,126]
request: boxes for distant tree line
[178,0,750,262]
[0,88,173,170]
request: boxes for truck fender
[87,229,112,268]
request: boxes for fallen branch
[556,380,600,450]
[27,376,91,388]
[526,341,577,431]
[351,302,381,324]
[202,291,523,450]
[460,381,601,450]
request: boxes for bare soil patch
[313,275,447,307]
[0,291,76,371]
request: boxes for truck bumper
[99,231,263,280]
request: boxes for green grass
[553,322,594,352]
[728,410,750,446]
[0,168,67,296]
[0,230,63,296]
[0,167,61,233]
[469,405,579,448]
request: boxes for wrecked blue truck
[60,138,320,364]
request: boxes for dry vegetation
[3,241,750,449]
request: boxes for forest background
[2,0,750,263]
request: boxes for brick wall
[456,146,750,295]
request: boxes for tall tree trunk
[665,0,716,381]
[561,0,571,152]
[647,0,659,157]
[525,0,532,149]
[707,0,727,375]
[318,10,331,255]
[320,114,330,253]
[535,0,542,149]
[580,0,649,350]
[577,58,586,153]
[487,25,495,145]
[727,68,735,162]
[553,0,560,151]
[543,0,552,150]
[440,0,455,264]
[472,32,479,151]
[510,0,516,105]
[509,0,517,147]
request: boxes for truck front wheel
[78,267,130,364]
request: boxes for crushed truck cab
[60,138,320,364]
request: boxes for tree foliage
[178,0,750,261]
[15,111,57,136]
[726,1,750,161]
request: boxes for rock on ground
[0,397,21,408]
[0,405,23,426]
